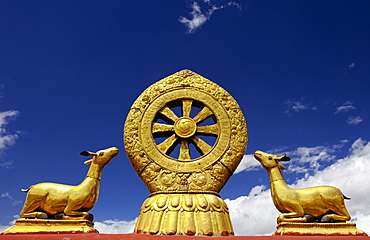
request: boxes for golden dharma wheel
[124,70,247,236]
[124,70,247,193]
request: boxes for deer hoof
[304,214,315,222]
[54,213,65,219]
[38,213,48,219]
[321,215,332,223]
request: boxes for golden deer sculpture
[254,150,351,223]
[20,147,119,220]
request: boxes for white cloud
[348,62,355,70]
[345,62,355,74]
[234,154,260,173]
[235,145,338,175]
[335,101,356,114]
[333,102,363,125]
[94,218,137,234]
[0,160,14,168]
[292,101,308,111]
[0,110,18,127]
[347,116,363,125]
[179,1,241,34]
[225,188,279,236]
[12,200,23,206]
[284,99,317,114]
[179,2,207,34]
[1,192,13,199]
[0,110,19,168]
[226,138,370,236]
[286,145,336,173]
[0,225,9,233]
[0,133,18,150]
[0,192,22,208]
[0,110,19,150]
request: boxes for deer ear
[80,151,97,157]
[278,164,286,170]
[84,159,93,165]
[280,156,291,162]
[279,153,291,162]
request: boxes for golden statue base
[135,193,234,236]
[274,222,368,236]
[1,219,98,235]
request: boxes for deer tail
[21,186,33,192]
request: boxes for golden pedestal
[274,222,368,236]
[134,193,234,236]
[1,219,98,235]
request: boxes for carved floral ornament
[124,69,248,194]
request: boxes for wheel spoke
[196,124,218,135]
[157,134,178,154]
[160,106,179,123]
[191,136,212,155]
[182,100,193,117]
[193,106,213,123]
[179,139,191,160]
[155,100,218,160]
[152,123,174,134]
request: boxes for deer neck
[267,166,290,212]
[86,163,104,181]
[267,167,287,187]
[78,166,101,209]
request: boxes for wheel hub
[174,117,197,138]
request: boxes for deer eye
[268,156,272,160]
[99,152,104,156]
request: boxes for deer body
[254,150,351,223]
[20,147,119,220]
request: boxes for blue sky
[1,0,370,235]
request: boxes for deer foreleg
[277,208,307,223]
[62,209,90,220]
[63,203,91,220]
[62,212,89,220]
[322,213,350,222]
[20,211,48,219]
